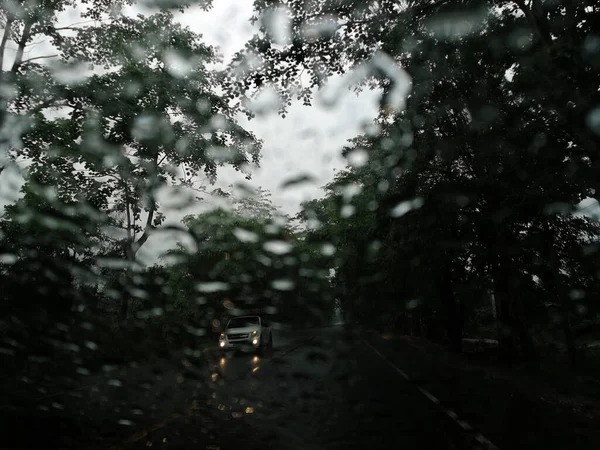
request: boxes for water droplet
[263,240,292,255]
[233,228,259,243]
[321,243,335,256]
[262,6,292,45]
[406,299,421,310]
[131,114,161,141]
[346,148,368,167]
[206,146,238,163]
[341,183,362,200]
[196,98,212,113]
[185,326,206,337]
[569,289,585,300]
[53,62,91,86]
[196,282,230,293]
[244,86,281,116]
[281,173,316,188]
[586,107,600,136]
[0,253,17,265]
[389,198,424,218]
[340,205,355,218]
[271,279,295,291]
[425,7,489,41]
[301,15,338,42]
[163,49,195,78]
[118,419,135,426]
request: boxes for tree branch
[0,16,14,71]
[123,180,133,243]
[11,20,34,72]
[336,0,452,30]
[21,54,59,64]
[53,19,107,31]
[131,203,156,257]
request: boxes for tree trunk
[548,235,578,368]
[511,292,537,361]
[558,293,578,368]
[492,248,536,361]
[118,199,157,324]
[491,255,516,358]
[119,296,129,323]
[438,263,462,352]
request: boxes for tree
[1,2,262,320]
[233,0,600,362]
[161,196,336,330]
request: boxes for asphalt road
[109,325,493,450]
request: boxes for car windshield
[3,2,600,450]
[226,317,259,329]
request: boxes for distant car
[219,315,273,353]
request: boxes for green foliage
[2,1,262,259]
[1,1,263,321]
[271,0,600,358]
[158,197,336,329]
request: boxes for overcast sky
[170,1,381,214]
[1,1,598,265]
[137,1,382,264]
[99,1,383,263]
[0,1,382,264]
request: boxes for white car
[219,315,273,353]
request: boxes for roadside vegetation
[1,0,600,446]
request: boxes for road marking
[360,338,410,380]
[358,334,500,450]
[458,420,473,431]
[417,386,440,404]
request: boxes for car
[219,315,273,354]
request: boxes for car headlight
[251,330,257,336]
[219,333,225,340]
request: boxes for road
[107,325,495,450]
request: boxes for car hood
[225,326,260,334]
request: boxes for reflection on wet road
[122,326,485,450]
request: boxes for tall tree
[1,2,262,320]
[236,0,600,359]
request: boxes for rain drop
[263,240,292,255]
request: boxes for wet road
[116,325,491,450]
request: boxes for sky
[135,1,383,263]
[1,1,599,266]
[0,1,382,265]
[167,1,382,215]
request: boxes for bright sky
[170,1,381,214]
[2,1,597,266]
[0,1,382,265]
[136,1,382,264]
